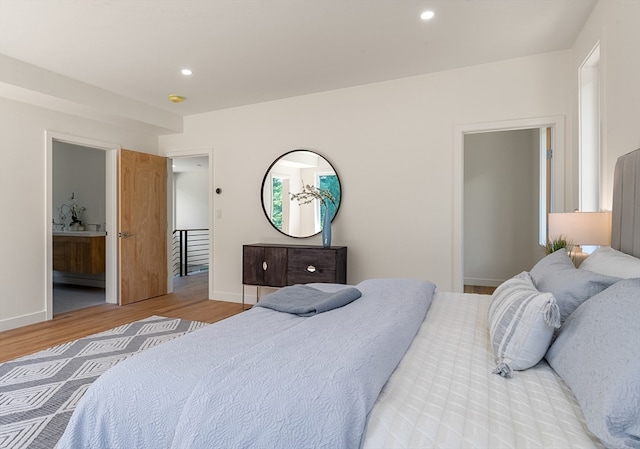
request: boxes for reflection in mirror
[262,150,341,238]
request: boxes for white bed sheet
[362,291,605,449]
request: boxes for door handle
[119,232,133,238]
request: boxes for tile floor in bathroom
[52,274,208,315]
[53,283,106,315]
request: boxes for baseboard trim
[0,311,47,332]
[213,286,279,305]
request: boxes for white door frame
[452,116,565,292]
[163,148,214,299]
[45,131,119,319]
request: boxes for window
[271,176,283,230]
[539,127,553,246]
[579,42,601,212]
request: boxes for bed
[56,149,640,449]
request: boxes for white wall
[568,0,640,211]
[160,50,574,303]
[464,129,543,286]
[175,171,209,229]
[53,142,105,229]
[0,97,158,330]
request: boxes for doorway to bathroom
[52,141,107,315]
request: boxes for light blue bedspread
[56,278,436,449]
[255,284,362,316]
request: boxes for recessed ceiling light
[181,69,192,76]
[420,10,435,20]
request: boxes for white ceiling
[0,0,596,118]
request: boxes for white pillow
[488,272,560,378]
[580,246,640,279]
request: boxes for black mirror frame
[261,149,341,239]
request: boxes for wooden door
[119,149,168,304]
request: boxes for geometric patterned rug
[0,316,208,449]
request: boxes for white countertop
[53,231,107,237]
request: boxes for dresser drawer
[288,248,341,284]
[288,248,338,271]
[288,266,337,284]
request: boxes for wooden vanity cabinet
[53,235,106,274]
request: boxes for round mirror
[262,150,341,238]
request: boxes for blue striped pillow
[488,272,560,378]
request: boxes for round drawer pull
[306,265,316,273]
[262,261,268,271]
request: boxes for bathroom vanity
[52,231,106,274]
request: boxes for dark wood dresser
[242,243,347,305]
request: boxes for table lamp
[548,211,612,252]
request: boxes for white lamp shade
[548,212,612,246]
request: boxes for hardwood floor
[0,273,247,363]
[463,285,496,295]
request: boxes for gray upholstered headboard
[611,148,640,258]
